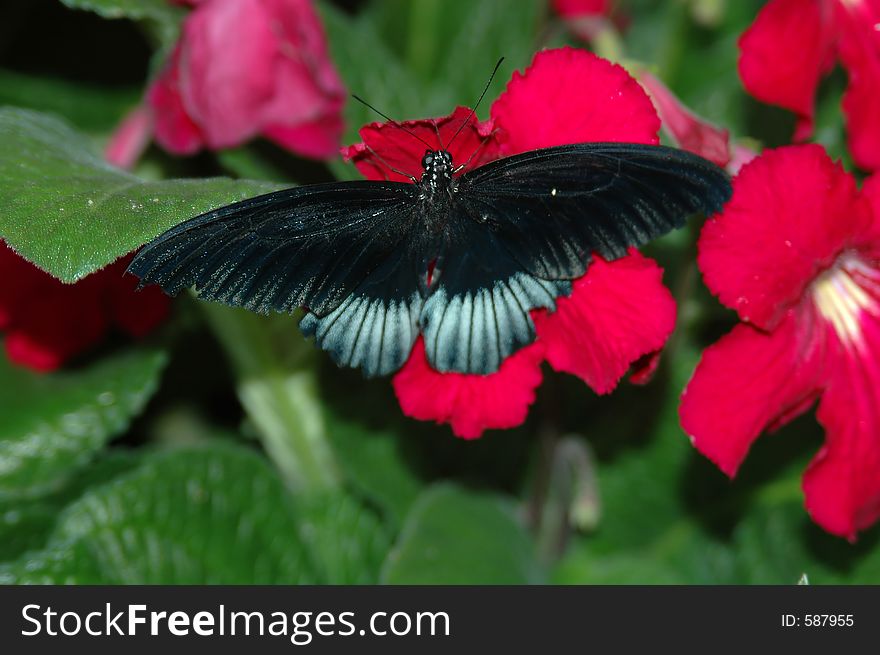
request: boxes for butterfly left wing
[419,143,731,374]
[128,181,430,377]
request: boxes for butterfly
[128,136,731,378]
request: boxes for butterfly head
[420,150,454,193]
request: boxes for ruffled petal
[679,313,824,477]
[697,145,862,330]
[490,47,659,155]
[806,309,880,539]
[532,252,676,394]
[147,44,204,154]
[638,70,730,167]
[342,106,501,182]
[737,0,836,141]
[392,338,544,439]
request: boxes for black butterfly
[128,140,731,377]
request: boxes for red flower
[552,0,620,42]
[738,0,880,170]
[637,71,732,169]
[0,243,169,372]
[680,144,880,539]
[110,0,346,163]
[552,0,610,16]
[345,48,677,438]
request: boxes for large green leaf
[0,108,281,282]
[0,446,318,584]
[382,484,543,584]
[297,492,391,584]
[0,349,167,500]
[0,451,140,562]
[326,413,423,527]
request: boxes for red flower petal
[104,105,153,170]
[342,106,501,182]
[679,313,824,477]
[836,0,880,171]
[737,0,836,141]
[0,242,48,329]
[698,145,862,330]
[244,0,345,158]
[552,0,610,17]
[5,282,107,372]
[105,257,170,338]
[156,0,345,158]
[726,142,758,175]
[805,316,880,540]
[264,113,346,160]
[638,71,730,167]
[178,0,279,149]
[629,349,662,386]
[532,251,676,394]
[490,47,660,156]
[392,338,545,439]
[856,171,880,253]
[147,45,204,154]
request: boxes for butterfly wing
[419,143,731,374]
[127,181,429,376]
[454,142,731,279]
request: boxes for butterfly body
[128,142,732,378]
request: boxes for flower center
[811,252,880,351]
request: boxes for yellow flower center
[811,253,880,352]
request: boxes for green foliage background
[0,0,876,584]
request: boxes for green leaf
[0,69,139,133]
[0,451,140,562]
[60,0,182,23]
[550,343,880,584]
[433,0,543,109]
[59,0,184,47]
[0,108,281,282]
[0,349,167,500]
[0,446,318,584]
[297,493,391,584]
[382,484,543,584]
[319,3,425,149]
[326,413,423,527]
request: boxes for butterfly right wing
[127,181,429,376]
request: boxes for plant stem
[200,303,340,492]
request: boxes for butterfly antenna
[454,130,498,174]
[447,57,504,150]
[352,94,434,150]
[363,144,418,184]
